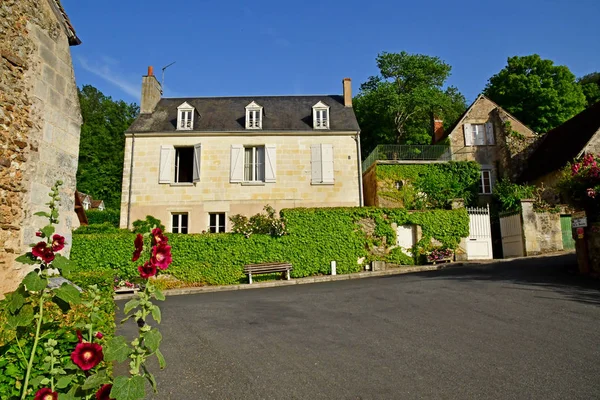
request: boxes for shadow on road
[400,253,600,306]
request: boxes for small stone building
[1,0,82,294]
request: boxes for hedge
[86,209,120,227]
[70,207,469,285]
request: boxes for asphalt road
[116,253,600,399]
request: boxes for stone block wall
[521,200,563,255]
[0,0,81,294]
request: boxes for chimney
[140,66,162,114]
[343,78,352,107]
[432,116,444,143]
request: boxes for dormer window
[312,101,330,129]
[177,102,195,130]
[245,101,263,129]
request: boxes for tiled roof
[51,0,81,46]
[127,95,360,133]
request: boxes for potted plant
[426,247,454,264]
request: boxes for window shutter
[463,124,473,146]
[230,144,244,183]
[321,144,334,184]
[265,144,276,183]
[311,144,322,184]
[159,145,174,183]
[485,122,495,145]
[193,143,201,182]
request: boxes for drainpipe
[355,131,364,207]
[126,134,135,229]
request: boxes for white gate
[466,205,493,260]
[499,212,524,258]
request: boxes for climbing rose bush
[561,153,600,212]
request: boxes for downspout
[355,130,364,207]
[126,133,135,229]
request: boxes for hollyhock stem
[21,291,45,400]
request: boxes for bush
[386,247,414,265]
[230,205,286,237]
[85,209,120,227]
[493,179,535,213]
[73,222,128,234]
[132,215,165,234]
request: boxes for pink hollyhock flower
[132,234,144,261]
[151,244,172,270]
[71,342,103,371]
[587,188,596,198]
[32,242,48,258]
[151,227,168,246]
[95,384,115,400]
[34,388,58,400]
[138,261,157,279]
[51,234,65,251]
[95,331,104,339]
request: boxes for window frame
[480,170,492,194]
[243,145,265,183]
[174,146,194,183]
[208,212,226,233]
[176,102,195,131]
[245,101,263,129]
[312,101,330,130]
[171,212,189,234]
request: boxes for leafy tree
[483,54,586,133]
[579,72,600,107]
[354,51,467,154]
[77,85,139,210]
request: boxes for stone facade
[520,200,563,256]
[0,0,81,294]
[120,134,361,232]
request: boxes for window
[174,147,194,183]
[244,146,265,182]
[172,213,188,233]
[311,144,334,184]
[209,213,226,233]
[312,101,330,129]
[177,102,195,130]
[463,122,495,146]
[480,170,492,194]
[245,101,263,129]
[159,144,201,184]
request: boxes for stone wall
[521,200,563,255]
[0,0,81,294]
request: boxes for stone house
[120,68,362,233]
[433,94,537,199]
[76,191,105,211]
[1,0,82,294]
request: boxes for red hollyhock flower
[32,241,48,258]
[151,227,168,246]
[41,247,55,263]
[51,234,65,251]
[151,244,172,270]
[95,384,115,400]
[35,231,43,237]
[71,342,103,371]
[132,234,144,261]
[138,261,157,279]
[95,331,104,339]
[77,330,84,343]
[34,388,58,400]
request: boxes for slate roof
[127,96,360,133]
[519,101,600,183]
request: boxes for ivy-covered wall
[70,207,469,286]
[363,162,481,209]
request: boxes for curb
[114,262,465,300]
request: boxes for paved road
[116,253,600,399]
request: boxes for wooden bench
[243,262,293,284]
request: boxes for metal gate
[499,212,525,258]
[466,205,493,260]
[560,215,575,250]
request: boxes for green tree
[354,51,467,154]
[579,72,600,107]
[483,54,586,133]
[77,85,138,210]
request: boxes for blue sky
[62,0,599,105]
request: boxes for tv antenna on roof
[161,61,176,94]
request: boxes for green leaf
[34,211,51,218]
[15,253,39,265]
[40,377,50,386]
[155,348,166,369]
[52,254,75,275]
[6,289,25,314]
[41,225,55,239]
[123,299,140,314]
[58,384,79,400]
[104,336,131,363]
[28,375,46,388]
[142,365,158,392]
[82,370,108,390]
[52,296,71,313]
[143,328,162,352]
[23,271,47,292]
[56,375,73,389]
[153,287,165,301]
[110,375,145,400]
[13,304,34,327]
[151,305,161,324]
[54,283,81,305]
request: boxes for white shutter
[193,143,201,182]
[230,144,244,183]
[485,122,495,145]
[463,124,473,146]
[159,145,174,184]
[264,144,276,183]
[321,144,334,184]
[311,144,322,184]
